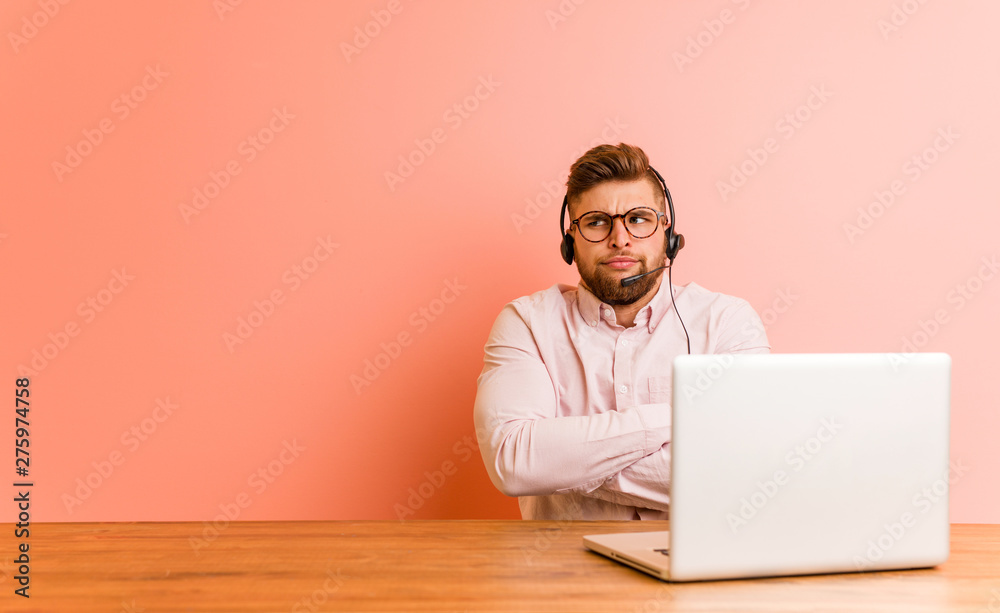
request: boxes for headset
[558,165,691,353]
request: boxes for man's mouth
[604,257,638,270]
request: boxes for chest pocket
[647,376,672,404]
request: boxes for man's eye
[586,218,608,227]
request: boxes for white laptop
[584,353,951,582]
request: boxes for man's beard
[578,251,667,306]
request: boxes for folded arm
[580,299,773,512]
[474,304,671,497]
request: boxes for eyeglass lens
[578,208,660,241]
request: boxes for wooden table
[1,521,998,612]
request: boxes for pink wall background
[2,1,997,524]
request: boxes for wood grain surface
[1,521,998,612]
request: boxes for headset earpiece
[559,195,575,264]
[666,229,685,261]
[560,233,575,264]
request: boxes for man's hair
[565,143,665,216]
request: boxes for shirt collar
[576,276,677,333]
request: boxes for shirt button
[590,321,597,327]
[603,309,613,318]
[619,385,627,393]
[622,340,629,346]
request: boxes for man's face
[569,179,668,306]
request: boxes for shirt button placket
[613,331,633,409]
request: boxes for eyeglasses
[570,207,667,242]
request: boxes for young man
[474,143,770,520]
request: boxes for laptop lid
[668,352,951,582]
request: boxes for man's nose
[608,216,632,246]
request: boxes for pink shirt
[473,279,771,520]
